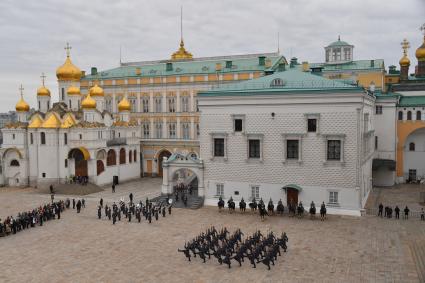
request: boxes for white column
[176,117,181,139]
[197,163,205,197]
[137,93,141,112]
[161,160,169,194]
[176,91,181,112]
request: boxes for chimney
[91,67,97,76]
[290,57,298,68]
[258,56,266,66]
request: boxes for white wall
[403,128,425,180]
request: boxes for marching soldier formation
[97,193,172,225]
[0,200,67,237]
[377,203,425,221]
[178,226,288,270]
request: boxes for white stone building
[197,68,375,215]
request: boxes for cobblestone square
[0,179,424,283]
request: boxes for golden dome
[81,93,96,110]
[56,56,82,81]
[118,96,131,112]
[15,97,30,112]
[171,39,193,60]
[399,55,410,66]
[67,86,81,96]
[416,36,425,61]
[41,113,61,128]
[37,86,51,97]
[89,84,104,97]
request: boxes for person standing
[82,199,85,208]
[76,200,81,213]
[404,206,410,219]
[378,203,383,217]
[72,199,75,209]
[100,198,103,208]
[112,183,115,193]
[395,206,400,219]
[98,206,102,219]
[129,193,133,204]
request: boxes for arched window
[407,111,412,120]
[129,151,132,163]
[398,111,403,120]
[270,78,285,87]
[409,142,415,151]
[97,160,105,175]
[133,150,137,162]
[417,111,422,121]
[40,132,46,145]
[107,149,116,166]
[119,148,126,164]
[10,160,20,167]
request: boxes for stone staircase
[152,193,204,209]
[410,239,425,283]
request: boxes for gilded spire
[171,6,193,60]
[399,38,411,66]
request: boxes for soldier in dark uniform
[168,205,172,215]
[128,209,132,222]
[148,211,152,223]
[129,193,133,204]
[404,206,410,219]
[72,199,76,209]
[378,203,383,217]
[98,206,102,219]
[394,206,400,219]
[76,200,81,213]
[100,198,103,208]
[155,209,159,221]
[112,210,117,225]
[112,183,115,193]
[162,207,166,217]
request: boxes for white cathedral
[0,48,140,188]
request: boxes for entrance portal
[157,150,171,177]
[286,188,299,206]
[68,148,89,177]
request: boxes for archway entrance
[68,148,89,177]
[283,184,302,206]
[157,150,171,177]
[171,168,199,196]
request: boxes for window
[398,111,403,120]
[214,138,225,157]
[168,123,176,139]
[155,97,162,113]
[143,98,149,112]
[407,111,412,120]
[12,134,15,140]
[417,111,422,121]
[216,183,224,197]
[38,101,41,110]
[182,123,190,140]
[42,173,46,178]
[65,159,68,168]
[195,98,199,112]
[375,136,378,150]
[270,78,285,87]
[409,142,415,151]
[234,119,243,132]
[30,133,33,144]
[107,149,116,166]
[129,151,132,163]
[307,119,317,132]
[249,139,261,158]
[40,132,46,145]
[409,169,417,181]
[375,105,383,115]
[133,150,137,162]
[181,96,189,112]
[327,140,341,160]
[155,123,162,139]
[143,123,150,138]
[10,160,19,167]
[69,100,72,109]
[119,148,126,164]
[79,134,82,140]
[61,88,64,100]
[251,185,260,200]
[168,97,175,112]
[64,133,67,145]
[196,124,200,138]
[329,191,339,204]
[286,140,299,159]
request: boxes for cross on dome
[401,39,410,55]
[64,42,72,57]
[420,23,425,35]
[40,72,46,86]
[19,84,24,97]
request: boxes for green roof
[327,39,351,47]
[398,96,425,107]
[199,68,361,97]
[82,53,285,80]
[310,59,385,71]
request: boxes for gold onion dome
[89,84,104,97]
[67,86,81,96]
[399,55,410,66]
[118,97,131,112]
[416,36,425,60]
[16,97,30,112]
[37,86,51,97]
[56,56,82,81]
[81,93,96,109]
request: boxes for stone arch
[396,121,425,179]
[156,149,172,177]
[119,148,126,164]
[68,147,90,177]
[96,149,107,160]
[107,149,116,166]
